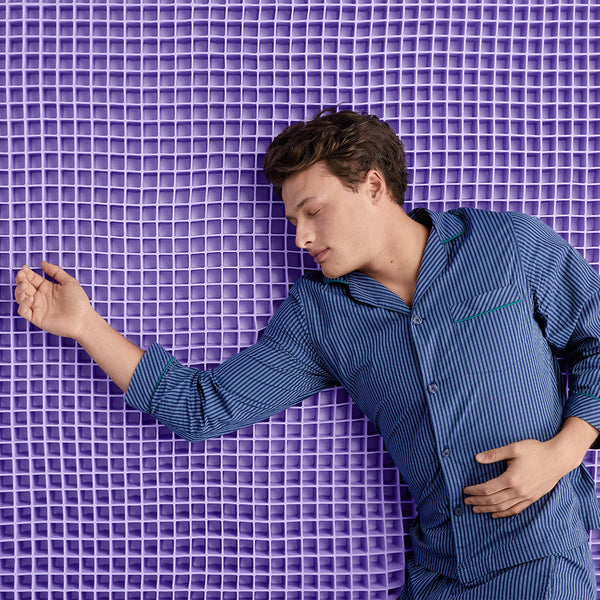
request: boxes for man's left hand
[463,417,599,519]
[462,439,568,519]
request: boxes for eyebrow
[285,196,314,222]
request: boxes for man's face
[282,161,378,279]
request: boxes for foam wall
[1,2,599,598]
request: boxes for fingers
[15,283,31,304]
[488,500,531,519]
[15,262,70,300]
[464,479,531,518]
[475,442,519,464]
[15,266,38,303]
[15,265,36,323]
[40,261,71,284]
[15,265,28,284]
[16,294,34,322]
[467,495,531,518]
[15,262,67,325]
[464,458,524,518]
[463,475,507,497]
[464,488,515,511]
[16,264,45,290]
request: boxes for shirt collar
[409,207,465,244]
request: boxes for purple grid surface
[1,1,600,597]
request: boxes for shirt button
[427,383,439,394]
[441,447,451,458]
[412,315,423,325]
[453,506,464,517]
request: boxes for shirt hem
[414,529,589,584]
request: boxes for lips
[311,248,329,263]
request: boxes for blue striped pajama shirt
[125,208,600,596]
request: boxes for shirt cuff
[563,392,600,450]
[125,342,177,415]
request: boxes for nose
[294,220,314,249]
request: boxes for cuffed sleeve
[125,343,176,414]
[124,281,338,441]
[510,211,600,447]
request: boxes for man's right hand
[15,261,96,342]
[15,261,145,393]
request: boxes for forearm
[76,310,145,393]
[547,416,599,472]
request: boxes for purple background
[2,2,600,598]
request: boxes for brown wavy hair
[263,108,409,206]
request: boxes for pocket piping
[454,299,522,323]
[450,284,523,324]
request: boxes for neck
[362,207,431,305]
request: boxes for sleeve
[124,282,338,441]
[510,211,600,447]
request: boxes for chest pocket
[450,284,531,374]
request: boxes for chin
[320,264,350,279]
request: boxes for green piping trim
[151,357,176,399]
[441,231,463,244]
[580,393,600,403]
[455,300,522,323]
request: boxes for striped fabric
[125,207,600,587]
[399,544,595,599]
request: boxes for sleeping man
[15,108,600,598]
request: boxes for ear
[364,169,387,204]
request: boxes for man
[15,109,600,598]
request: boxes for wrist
[75,308,105,346]
[544,437,582,477]
[547,417,599,474]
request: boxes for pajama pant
[399,545,595,600]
